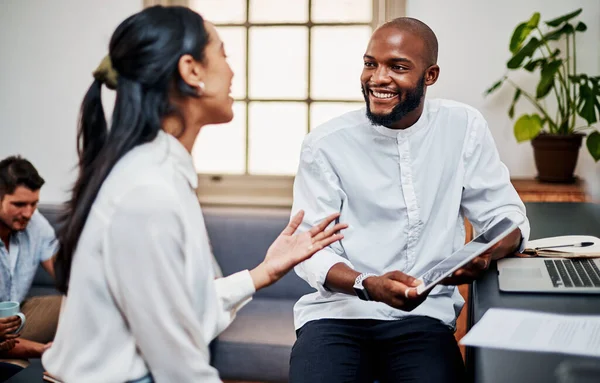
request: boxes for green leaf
[514,114,543,142]
[510,13,540,53]
[592,81,600,117]
[593,78,600,96]
[545,8,582,27]
[536,60,562,99]
[507,37,540,69]
[510,23,529,53]
[508,89,522,118]
[575,21,587,31]
[544,23,575,41]
[485,77,505,95]
[527,12,541,28]
[569,74,586,84]
[559,119,571,134]
[578,83,598,125]
[524,58,546,72]
[586,131,600,162]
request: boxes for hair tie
[92,55,118,90]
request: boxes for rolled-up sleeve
[292,141,354,297]
[461,113,530,252]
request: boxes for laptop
[498,257,600,293]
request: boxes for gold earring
[197,81,205,96]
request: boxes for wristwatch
[353,273,377,301]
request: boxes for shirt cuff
[214,270,256,314]
[503,211,530,253]
[307,249,354,299]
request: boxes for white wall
[0,0,143,203]
[407,0,600,180]
[1,0,598,203]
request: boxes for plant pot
[531,133,584,183]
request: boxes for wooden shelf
[511,177,588,202]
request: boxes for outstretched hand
[250,210,348,290]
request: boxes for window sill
[196,174,295,208]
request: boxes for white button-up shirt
[292,98,530,330]
[42,131,256,383]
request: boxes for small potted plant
[486,8,600,183]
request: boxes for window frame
[143,0,406,207]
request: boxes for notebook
[521,235,600,258]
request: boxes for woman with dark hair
[41,6,346,382]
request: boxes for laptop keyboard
[544,259,600,288]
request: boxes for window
[190,0,375,176]
[144,0,405,205]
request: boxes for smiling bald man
[288,18,530,382]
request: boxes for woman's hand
[250,211,347,290]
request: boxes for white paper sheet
[460,308,600,358]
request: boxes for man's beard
[0,214,26,233]
[363,75,426,127]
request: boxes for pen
[535,242,594,250]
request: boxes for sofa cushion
[212,297,297,382]
[31,266,54,287]
[27,285,61,298]
[37,204,63,233]
[203,207,316,300]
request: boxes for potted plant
[486,8,600,183]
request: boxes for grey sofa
[34,204,313,383]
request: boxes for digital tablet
[415,217,520,295]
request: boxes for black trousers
[289,316,466,383]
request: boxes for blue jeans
[289,316,466,383]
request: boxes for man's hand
[0,316,22,337]
[441,227,523,286]
[441,241,501,286]
[440,252,493,285]
[363,271,429,312]
[0,337,19,352]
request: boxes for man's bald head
[379,17,438,67]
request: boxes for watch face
[354,287,369,301]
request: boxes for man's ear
[425,65,440,86]
[177,54,205,88]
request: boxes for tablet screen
[416,217,520,294]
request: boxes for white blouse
[42,131,255,383]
